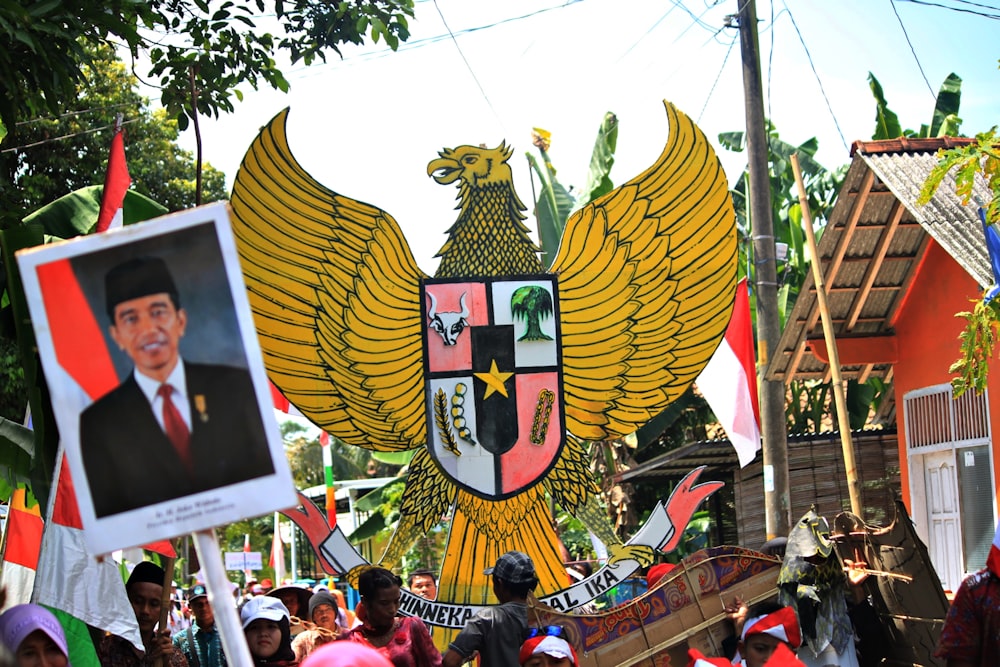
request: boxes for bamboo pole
[790,153,862,516]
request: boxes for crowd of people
[0,523,996,667]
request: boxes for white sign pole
[194,529,254,666]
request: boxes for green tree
[510,285,553,341]
[13,43,227,216]
[0,0,414,226]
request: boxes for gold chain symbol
[530,389,554,445]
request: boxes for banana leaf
[0,224,59,510]
[23,186,167,240]
[930,73,962,137]
[370,450,414,466]
[574,112,619,209]
[527,150,574,269]
[868,72,902,140]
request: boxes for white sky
[171,0,1000,275]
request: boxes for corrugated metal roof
[859,150,992,287]
[766,138,992,397]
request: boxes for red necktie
[158,384,192,472]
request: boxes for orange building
[767,137,997,594]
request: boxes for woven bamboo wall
[734,429,901,548]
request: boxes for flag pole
[320,432,336,528]
[193,530,253,665]
[791,153,862,516]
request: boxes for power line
[617,4,683,62]
[889,1,937,99]
[1,118,140,154]
[782,2,848,153]
[895,0,1000,19]
[697,33,738,123]
[431,0,502,129]
[15,103,142,127]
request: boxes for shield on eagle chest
[422,276,565,500]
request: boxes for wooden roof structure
[765,137,993,405]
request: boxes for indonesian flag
[244,533,253,581]
[988,518,1000,578]
[696,278,761,467]
[0,488,43,607]
[95,129,130,233]
[270,513,286,583]
[270,382,303,417]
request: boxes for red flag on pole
[95,125,130,233]
[243,533,253,582]
[269,513,286,584]
[696,278,762,467]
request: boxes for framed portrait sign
[17,202,297,554]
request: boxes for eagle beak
[428,157,461,184]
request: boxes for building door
[922,450,962,591]
[904,384,996,594]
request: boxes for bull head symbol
[427,292,470,346]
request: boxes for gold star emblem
[474,359,514,399]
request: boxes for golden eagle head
[427,142,514,188]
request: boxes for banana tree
[526,111,618,269]
[869,72,963,140]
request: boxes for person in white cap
[443,551,538,667]
[518,628,578,667]
[240,597,297,666]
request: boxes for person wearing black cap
[173,584,227,667]
[79,255,275,518]
[98,561,189,666]
[290,590,342,661]
[443,551,538,667]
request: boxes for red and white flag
[270,513,286,583]
[988,519,1000,578]
[95,128,130,233]
[270,382,303,417]
[0,488,43,607]
[244,533,253,582]
[696,278,761,467]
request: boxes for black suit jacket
[80,361,276,518]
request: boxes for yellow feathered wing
[552,100,738,442]
[229,109,428,452]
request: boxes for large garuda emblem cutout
[229,100,738,637]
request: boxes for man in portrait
[79,255,275,518]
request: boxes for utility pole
[736,0,791,539]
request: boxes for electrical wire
[889,0,937,99]
[431,0,502,129]
[895,0,1000,18]
[697,34,738,124]
[14,103,141,127]
[782,2,849,153]
[1,118,140,154]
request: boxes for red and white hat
[740,606,802,649]
[519,636,578,666]
[686,649,731,667]
[988,518,1000,578]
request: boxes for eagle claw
[607,543,655,567]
